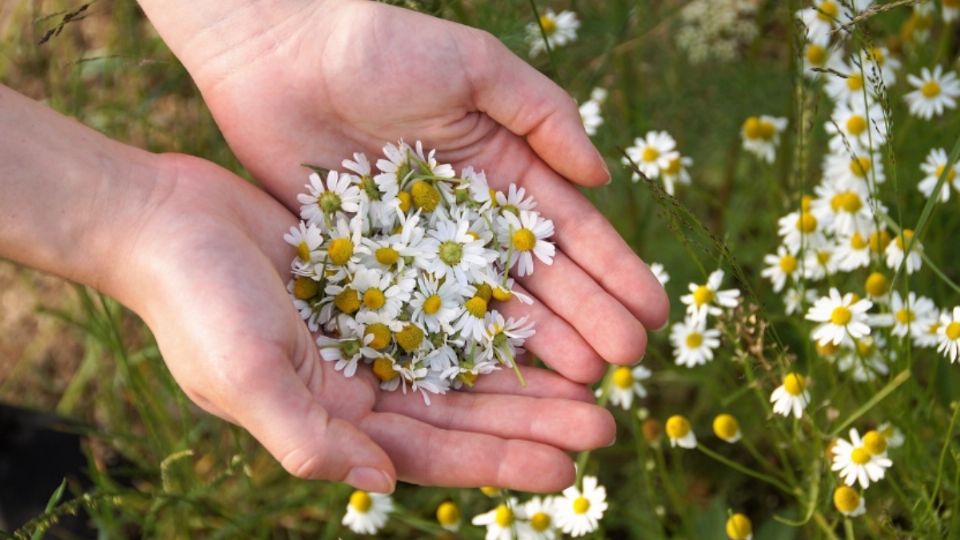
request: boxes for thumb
[225,349,397,493]
[465,30,610,187]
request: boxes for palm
[135,154,613,492]
[193,1,670,384]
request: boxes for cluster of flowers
[622,131,695,195]
[675,0,763,64]
[283,141,555,404]
[341,478,608,538]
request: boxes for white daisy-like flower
[421,216,497,286]
[650,262,670,285]
[297,170,362,228]
[283,221,324,272]
[825,58,880,105]
[823,149,885,186]
[762,246,800,292]
[287,277,323,332]
[833,486,866,517]
[317,328,378,378]
[473,500,520,540]
[908,2,936,43]
[877,422,905,448]
[783,287,818,316]
[579,87,607,136]
[797,1,843,45]
[342,490,393,535]
[826,100,887,152]
[604,365,652,410]
[660,153,693,195]
[803,41,838,79]
[740,115,788,163]
[777,208,828,254]
[919,147,960,201]
[834,231,872,272]
[526,9,580,57]
[452,292,493,342]
[936,306,960,363]
[352,267,412,323]
[495,183,538,215]
[832,428,893,489]
[665,415,697,448]
[360,209,431,272]
[554,476,607,537]
[712,413,742,443]
[410,275,469,334]
[884,291,937,340]
[884,229,922,274]
[482,312,536,367]
[519,496,558,540]
[837,336,889,382]
[811,179,875,236]
[905,65,960,119]
[670,316,722,367]
[858,46,901,87]
[623,131,679,181]
[436,501,462,533]
[770,372,810,419]
[410,140,456,180]
[680,269,741,319]
[802,245,841,281]
[500,210,555,276]
[806,288,873,346]
[916,310,947,348]
[375,140,412,196]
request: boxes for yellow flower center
[866,47,886,65]
[492,287,513,302]
[922,80,941,98]
[365,323,392,350]
[865,272,888,297]
[530,511,551,531]
[896,308,915,325]
[612,366,634,389]
[831,191,863,213]
[297,241,311,262]
[846,73,864,91]
[539,14,557,35]
[833,486,861,514]
[817,341,840,357]
[935,164,957,181]
[349,491,372,513]
[863,430,887,455]
[439,241,464,266]
[779,254,798,274]
[436,501,460,527]
[850,447,871,465]
[850,156,871,178]
[480,486,500,497]
[685,332,704,348]
[850,233,868,250]
[783,373,806,396]
[363,288,386,310]
[395,324,424,353]
[816,250,831,265]
[693,285,715,306]
[372,356,399,381]
[664,157,683,175]
[801,194,813,212]
[947,322,960,341]
[411,180,441,212]
[292,277,319,300]
[725,513,753,540]
[334,288,360,314]
[422,294,442,315]
[375,246,400,266]
[397,191,412,213]
[870,230,891,253]
[474,283,493,301]
[494,504,514,527]
[665,415,691,439]
[328,238,354,265]
[512,228,537,252]
[845,114,867,136]
[831,306,853,326]
[465,296,488,318]
[817,1,839,21]
[895,229,914,250]
[805,44,826,66]
[642,146,660,162]
[459,371,478,387]
[572,496,591,514]
[856,338,875,356]
[712,414,740,441]
[796,212,818,233]
[743,117,762,139]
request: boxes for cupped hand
[144,0,669,383]
[127,153,616,493]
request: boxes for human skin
[0,85,617,494]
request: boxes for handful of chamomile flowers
[283,140,556,404]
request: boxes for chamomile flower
[803,41,838,79]
[806,288,873,346]
[605,365,652,410]
[671,316,722,367]
[660,153,693,195]
[495,183,538,215]
[453,293,492,342]
[680,270,741,319]
[906,2,936,43]
[762,246,800,292]
[825,58,880,105]
[833,486,866,517]
[473,500,520,540]
[797,1,843,45]
[826,100,887,152]
[666,415,697,448]
[283,221,324,272]
[436,501,462,532]
[554,476,607,537]
[713,413,742,443]
[882,291,937,340]
[784,287,819,316]
[352,267,411,323]
[905,65,960,119]
[520,496,558,540]
[527,9,580,57]
[837,336,889,382]
[877,422,905,448]
[317,328,378,378]
[859,46,901,86]
[500,210,556,276]
[832,428,893,489]
[777,208,828,254]
[410,275,469,333]
[802,245,840,281]
[771,372,810,419]
[650,262,670,285]
[624,131,679,181]
[725,513,752,540]
[740,115,788,163]
[322,215,364,272]
[916,310,947,348]
[936,306,960,363]
[834,231,872,271]
[823,150,885,186]
[579,87,607,136]
[919,147,960,201]
[482,312,536,367]
[422,217,497,285]
[297,170,362,229]
[342,490,392,535]
[884,229,923,274]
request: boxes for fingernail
[597,150,612,184]
[345,467,395,494]
[606,431,618,447]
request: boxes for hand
[138,0,670,383]
[125,153,616,493]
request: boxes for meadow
[2,0,960,538]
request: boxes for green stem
[695,444,796,497]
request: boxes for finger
[463,29,609,187]
[374,390,615,451]
[497,282,606,384]
[519,250,648,365]
[360,412,576,492]
[465,366,595,403]
[221,344,397,493]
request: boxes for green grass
[3,0,960,538]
